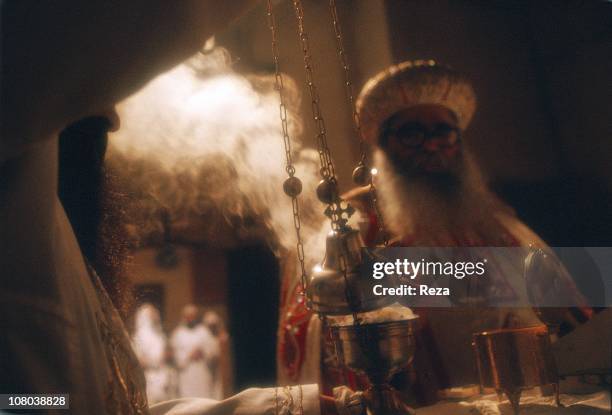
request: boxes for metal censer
[331,318,419,415]
[309,226,418,414]
[307,227,397,315]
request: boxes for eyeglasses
[388,122,461,148]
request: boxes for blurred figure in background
[203,311,233,399]
[132,304,177,404]
[171,304,218,398]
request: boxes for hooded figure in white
[171,304,219,399]
[202,311,228,400]
[132,304,176,404]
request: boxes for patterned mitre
[356,60,477,143]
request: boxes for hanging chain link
[292,0,356,234]
[266,0,308,296]
[292,0,337,184]
[328,0,389,246]
[290,0,361,318]
[328,0,366,164]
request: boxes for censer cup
[331,317,419,415]
[472,325,560,415]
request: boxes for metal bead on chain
[283,176,303,197]
[267,0,310,295]
[352,162,371,186]
[329,0,389,245]
[316,178,338,204]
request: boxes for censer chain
[328,0,389,246]
[266,0,308,298]
[291,0,360,320]
[292,0,337,194]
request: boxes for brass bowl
[330,318,419,385]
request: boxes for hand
[331,386,367,415]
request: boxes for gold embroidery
[274,387,280,415]
[283,385,295,409]
[274,385,305,415]
[297,384,304,415]
[89,264,148,414]
[97,312,148,414]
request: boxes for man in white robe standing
[172,305,219,399]
[132,304,177,404]
[203,311,228,400]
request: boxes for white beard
[373,148,513,245]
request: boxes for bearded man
[278,61,593,403]
[348,60,544,392]
[353,60,534,249]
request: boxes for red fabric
[278,282,311,382]
[278,201,592,400]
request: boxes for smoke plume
[107,49,327,265]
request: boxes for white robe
[171,325,219,399]
[150,385,320,415]
[133,311,177,404]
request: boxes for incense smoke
[107,49,327,265]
